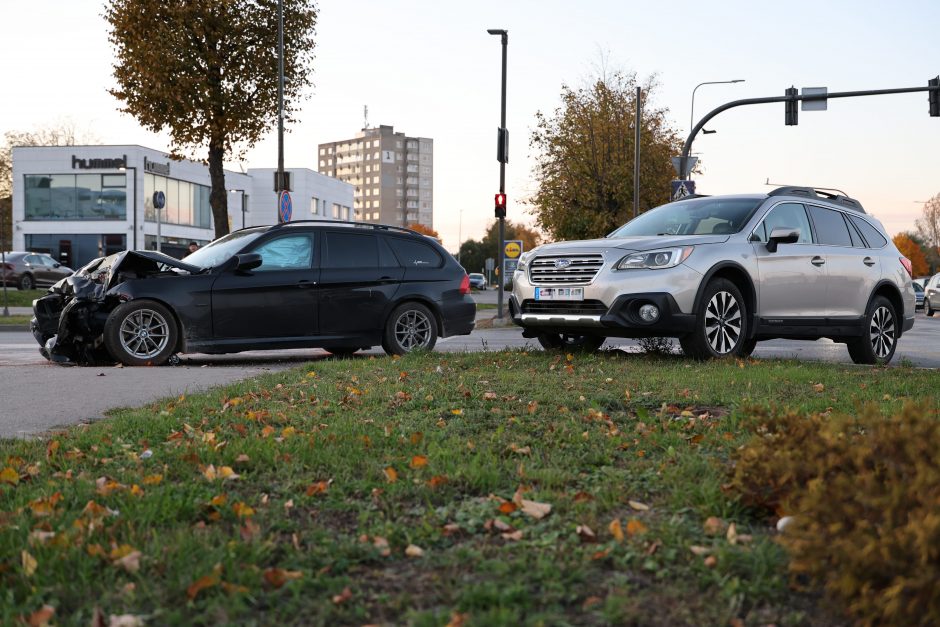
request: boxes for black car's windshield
[183,228,268,269]
[607,197,764,238]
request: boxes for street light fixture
[690,79,745,136]
[487,27,508,319]
[230,189,249,229]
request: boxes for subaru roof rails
[767,186,866,214]
[270,219,421,235]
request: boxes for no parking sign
[278,190,292,223]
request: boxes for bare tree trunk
[208,139,229,239]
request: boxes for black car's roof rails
[766,185,866,214]
[270,219,421,235]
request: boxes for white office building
[11,145,354,267]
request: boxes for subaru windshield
[607,197,763,238]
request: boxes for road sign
[801,86,828,111]
[485,257,495,271]
[152,191,166,209]
[671,156,698,178]
[278,190,292,223]
[504,259,519,275]
[504,240,523,259]
[671,180,696,201]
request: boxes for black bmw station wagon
[32,221,475,366]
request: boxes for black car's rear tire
[103,300,179,366]
[382,302,438,355]
[19,274,34,290]
[536,333,605,352]
[682,278,749,360]
[847,296,898,365]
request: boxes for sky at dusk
[2,0,938,251]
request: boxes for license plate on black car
[534,287,583,301]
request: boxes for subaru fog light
[638,304,660,322]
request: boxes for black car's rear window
[386,236,443,268]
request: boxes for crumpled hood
[73,250,202,290]
[527,234,731,256]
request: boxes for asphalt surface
[1,290,937,438]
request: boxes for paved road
[1,305,937,438]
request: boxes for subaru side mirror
[766,227,800,253]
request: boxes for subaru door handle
[862,257,876,267]
[811,256,825,266]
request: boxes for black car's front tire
[103,300,179,367]
[681,279,749,360]
[382,302,438,355]
[847,296,898,365]
[536,333,605,352]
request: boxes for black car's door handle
[811,256,825,266]
[863,257,876,267]
[297,280,316,288]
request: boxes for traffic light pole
[489,29,508,319]
[678,81,940,181]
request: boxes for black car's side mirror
[766,227,800,253]
[235,253,263,272]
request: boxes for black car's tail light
[459,274,470,295]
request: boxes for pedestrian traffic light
[929,76,939,117]
[494,192,507,218]
[785,86,799,126]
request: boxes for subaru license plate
[534,287,583,301]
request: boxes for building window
[24,173,127,221]
[143,173,211,228]
[311,197,320,215]
[373,140,380,147]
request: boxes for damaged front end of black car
[30,251,199,366]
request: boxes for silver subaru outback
[509,186,915,364]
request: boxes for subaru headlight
[516,251,533,272]
[616,246,693,270]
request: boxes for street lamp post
[230,189,248,229]
[120,165,138,250]
[276,0,286,222]
[690,80,745,135]
[1,214,9,317]
[487,27,508,319]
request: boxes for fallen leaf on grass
[689,545,711,556]
[28,530,56,546]
[264,568,303,588]
[373,536,391,557]
[21,550,37,576]
[409,455,428,469]
[331,586,353,604]
[26,604,55,626]
[703,516,727,536]
[628,500,649,511]
[187,574,220,600]
[704,555,718,568]
[446,612,469,627]
[143,474,162,485]
[512,488,552,519]
[813,383,825,393]
[306,480,330,496]
[576,525,597,543]
[108,614,145,627]
[427,475,448,489]
[582,596,603,610]
[0,466,19,485]
[232,502,255,518]
[609,519,624,543]
[112,550,142,573]
[405,544,425,558]
[626,519,648,537]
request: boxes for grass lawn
[1,350,935,625]
[0,289,44,308]
[0,315,32,327]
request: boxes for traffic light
[785,86,799,126]
[930,77,939,117]
[494,192,507,218]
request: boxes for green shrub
[729,403,940,626]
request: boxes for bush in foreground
[730,403,940,626]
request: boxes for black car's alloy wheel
[847,296,897,365]
[681,278,750,360]
[103,300,179,366]
[382,302,438,355]
[536,333,605,352]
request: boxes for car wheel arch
[114,296,187,353]
[692,263,756,332]
[384,296,444,338]
[866,281,905,337]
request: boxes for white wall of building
[245,168,353,226]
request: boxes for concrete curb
[0,324,30,333]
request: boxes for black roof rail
[270,219,422,235]
[767,186,866,214]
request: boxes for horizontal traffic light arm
[677,80,940,181]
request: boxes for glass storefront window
[144,173,212,229]
[25,174,127,221]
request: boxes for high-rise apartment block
[317,125,433,229]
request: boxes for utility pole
[276,0,285,221]
[487,28,508,319]
[633,86,641,218]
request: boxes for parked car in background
[913,277,929,289]
[913,281,924,309]
[510,186,915,365]
[468,273,487,290]
[32,221,475,366]
[1,252,74,290]
[924,273,940,316]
